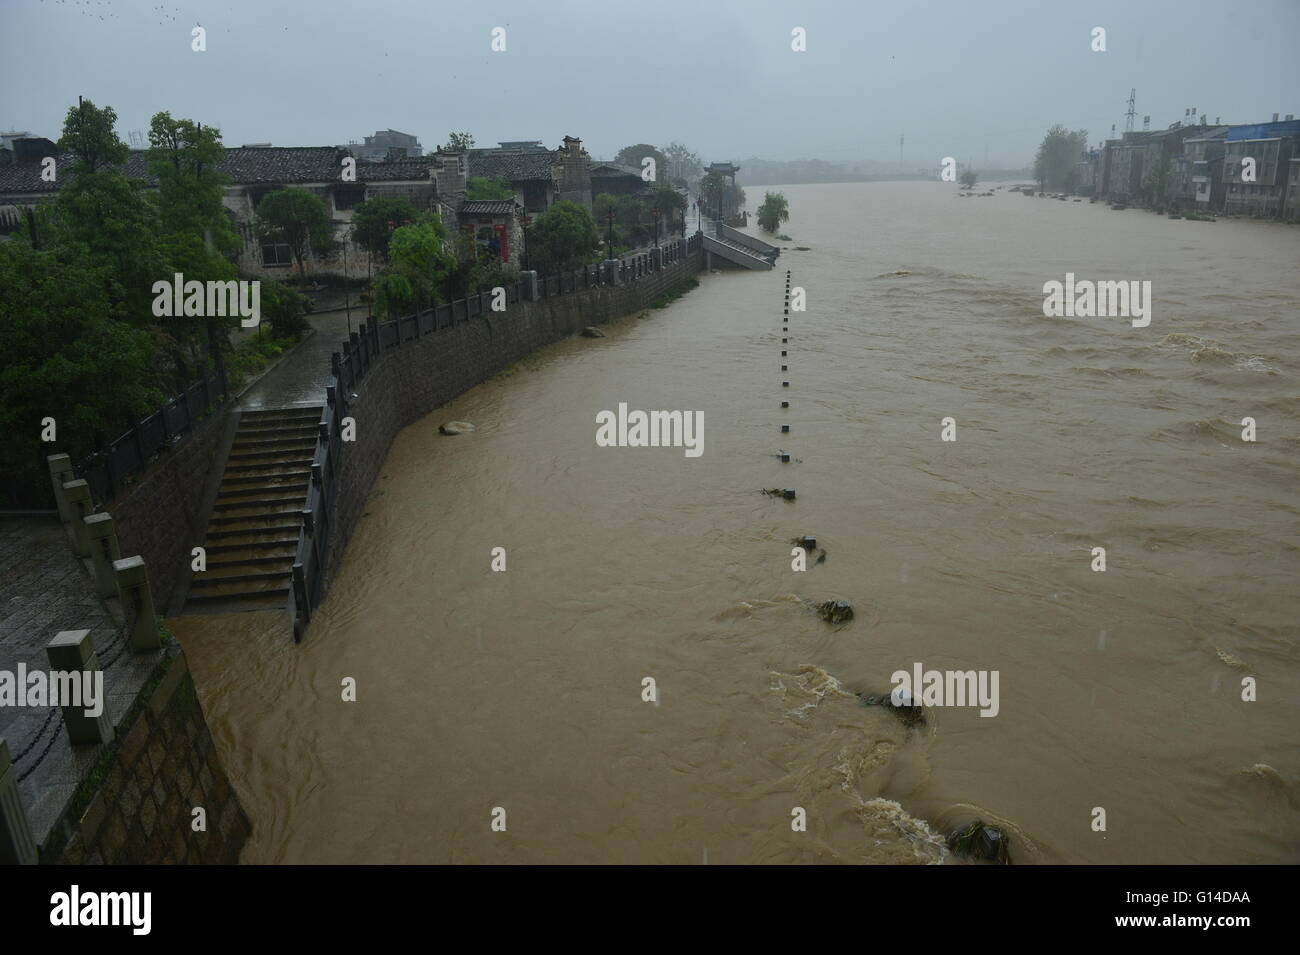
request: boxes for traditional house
[467,135,592,213]
[0,143,469,277]
[590,162,648,199]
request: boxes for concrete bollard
[602,259,620,286]
[47,454,74,524]
[520,270,539,301]
[46,630,113,745]
[651,248,663,270]
[0,738,38,865]
[84,513,121,599]
[62,479,94,558]
[112,556,161,651]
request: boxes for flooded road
[174,181,1300,863]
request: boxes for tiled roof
[468,148,555,182]
[356,159,433,182]
[590,162,642,178]
[0,146,352,195]
[460,200,518,215]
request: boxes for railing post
[47,453,74,524]
[111,556,161,651]
[46,630,114,745]
[83,512,121,598]
[520,271,539,301]
[62,479,94,557]
[0,738,38,865]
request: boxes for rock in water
[946,820,1011,864]
[816,600,853,624]
[439,421,476,435]
[581,326,605,338]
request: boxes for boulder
[581,326,605,338]
[816,599,853,624]
[438,421,476,435]
[946,820,1011,864]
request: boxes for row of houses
[0,131,657,278]
[1072,114,1300,220]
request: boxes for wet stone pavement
[0,515,164,846]
[237,307,361,411]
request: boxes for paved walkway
[0,516,163,846]
[237,307,363,411]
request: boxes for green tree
[466,176,514,200]
[1034,126,1088,192]
[57,98,129,173]
[372,221,452,318]
[663,142,702,187]
[445,131,475,151]
[260,279,313,338]
[0,240,160,504]
[756,192,790,233]
[254,187,336,279]
[146,112,238,387]
[959,169,978,189]
[614,143,668,184]
[351,196,430,263]
[527,200,599,272]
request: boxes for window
[261,243,293,266]
[334,187,365,211]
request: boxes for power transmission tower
[1124,88,1137,133]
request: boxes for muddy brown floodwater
[173,182,1300,864]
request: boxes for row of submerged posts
[296,235,703,641]
[0,457,169,864]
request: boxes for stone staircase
[701,219,778,270]
[183,406,322,613]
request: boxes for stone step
[204,523,303,541]
[186,575,291,600]
[212,488,308,509]
[207,501,305,526]
[204,537,300,556]
[219,472,311,493]
[222,457,315,476]
[192,559,294,583]
[227,441,317,461]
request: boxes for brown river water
[172,181,1300,864]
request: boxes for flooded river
[173,181,1300,863]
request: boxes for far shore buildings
[0,131,675,277]
[1082,113,1300,220]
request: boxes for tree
[254,187,336,279]
[58,98,129,173]
[466,176,514,200]
[351,197,430,263]
[0,239,160,504]
[372,221,452,319]
[527,200,599,273]
[663,142,703,187]
[446,131,475,151]
[959,169,978,189]
[146,112,238,387]
[756,192,790,233]
[1034,125,1088,192]
[614,143,668,183]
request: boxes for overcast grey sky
[2,0,1297,166]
